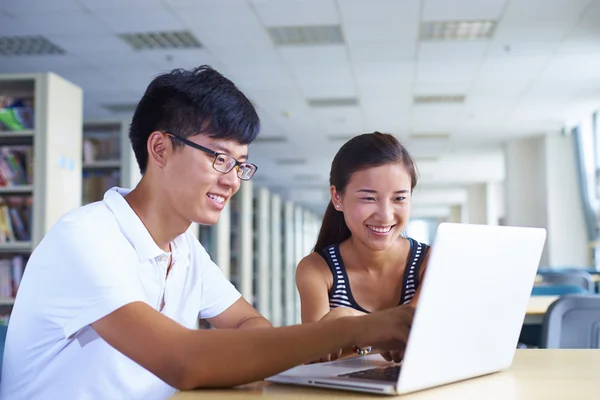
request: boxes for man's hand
[310,307,367,362]
[355,305,415,360]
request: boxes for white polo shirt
[0,187,241,400]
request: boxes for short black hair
[129,65,260,174]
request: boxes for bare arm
[296,253,367,361]
[296,252,337,323]
[93,302,352,390]
[207,297,272,329]
[92,301,414,390]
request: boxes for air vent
[275,158,306,165]
[413,95,465,105]
[103,103,139,113]
[118,30,202,51]
[268,25,344,46]
[0,35,66,56]
[254,136,288,143]
[420,20,496,41]
[308,97,359,108]
[410,133,451,140]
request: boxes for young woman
[297,132,431,363]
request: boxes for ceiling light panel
[118,30,202,51]
[308,97,359,108]
[413,95,465,105]
[268,25,344,46]
[0,35,66,56]
[420,20,496,41]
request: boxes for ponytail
[313,202,352,253]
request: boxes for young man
[0,66,415,400]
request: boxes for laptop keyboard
[339,365,401,382]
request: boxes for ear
[147,131,171,169]
[330,185,344,212]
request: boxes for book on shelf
[0,195,32,243]
[0,146,33,187]
[0,96,34,132]
[0,255,25,299]
[83,134,120,163]
[82,170,120,204]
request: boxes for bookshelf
[0,72,83,323]
[82,120,141,205]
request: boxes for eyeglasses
[165,132,258,181]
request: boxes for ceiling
[1,0,600,216]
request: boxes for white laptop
[267,223,547,395]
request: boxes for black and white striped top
[320,238,430,312]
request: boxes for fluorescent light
[268,25,344,46]
[118,30,202,51]
[0,35,65,56]
[420,20,496,41]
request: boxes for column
[283,202,295,325]
[448,205,463,223]
[211,203,231,279]
[255,187,271,319]
[270,194,283,326]
[466,184,487,225]
[293,207,304,324]
[505,135,589,267]
[237,181,254,303]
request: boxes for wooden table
[171,350,600,399]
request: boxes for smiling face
[154,132,250,226]
[331,163,412,251]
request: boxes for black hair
[313,132,417,253]
[129,65,260,174]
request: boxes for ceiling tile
[2,0,83,15]
[55,67,119,92]
[502,0,594,22]
[416,61,479,85]
[343,23,419,46]
[45,34,132,54]
[172,3,271,52]
[78,0,164,11]
[0,13,39,36]
[94,8,184,33]
[411,104,463,131]
[418,41,490,61]
[311,106,364,134]
[422,0,507,21]
[353,62,415,88]
[251,0,339,26]
[19,11,111,35]
[348,42,417,63]
[339,0,420,23]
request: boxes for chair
[540,295,600,348]
[536,271,595,293]
[531,285,588,296]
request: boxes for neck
[124,176,190,252]
[344,235,406,272]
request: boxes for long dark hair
[313,132,417,253]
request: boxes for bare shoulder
[296,252,332,285]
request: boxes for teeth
[367,225,393,233]
[207,194,225,204]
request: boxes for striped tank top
[319,238,430,312]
